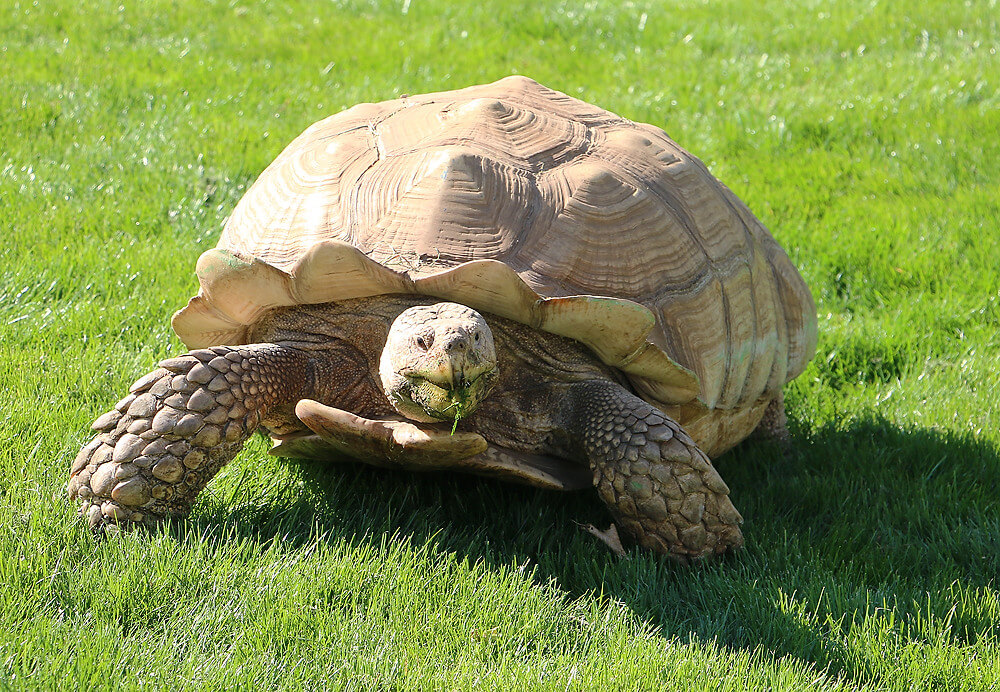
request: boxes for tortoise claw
[578,522,628,558]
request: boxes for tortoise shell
[173,76,816,453]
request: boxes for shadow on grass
[184,414,999,685]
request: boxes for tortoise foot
[579,522,627,558]
[569,381,744,560]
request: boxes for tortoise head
[378,302,499,425]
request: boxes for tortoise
[67,76,816,560]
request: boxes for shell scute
[357,147,538,269]
[222,127,376,270]
[655,277,729,409]
[523,159,704,298]
[382,97,591,171]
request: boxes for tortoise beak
[418,361,486,392]
[391,365,499,424]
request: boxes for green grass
[2,0,999,688]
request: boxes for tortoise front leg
[563,381,744,560]
[67,344,311,530]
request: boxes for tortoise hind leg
[67,344,310,530]
[562,381,744,559]
[750,391,795,460]
[751,391,789,443]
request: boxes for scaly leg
[564,381,744,560]
[67,344,310,530]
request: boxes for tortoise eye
[416,335,430,350]
[474,332,481,343]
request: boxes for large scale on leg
[67,76,816,560]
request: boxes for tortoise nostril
[440,334,470,353]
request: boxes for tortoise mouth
[388,369,499,424]
[399,361,493,391]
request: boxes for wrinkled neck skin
[247,296,427,426]
[244,295,624,447]
[249,297,499,424]
[248,295,498,422]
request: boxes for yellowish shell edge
[172,240,700,404]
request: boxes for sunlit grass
[2,0,998,689]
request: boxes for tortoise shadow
[184,414,1000,685]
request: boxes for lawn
[2,0,999,689]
